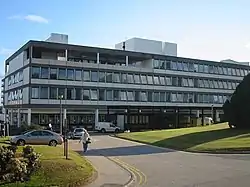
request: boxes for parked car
[95,122,120,133]
[70,128,86,139]
[10,130,64,146]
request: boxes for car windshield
[75,129,84,133]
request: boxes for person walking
[79,129,91,153]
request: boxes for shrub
[23,146,34,157]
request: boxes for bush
[0,145,40,183]
[223,73,250,129]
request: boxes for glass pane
[204,65,209,73]
[153,76,160,85]
[67,88,74,100]
[208,65,214,74]
[227,68,232,75]
[240,69,244,76]
[31,87,39,99]
[91,71,98,82]
[171,61,177,70]
[188,63,194,72]
[182,78,188,87]
[58,68,66,80]
[127,74,134,84]
[58,88,65,99]
[83,89,90,100]
[50,68,57,80]
[171,93,177,102]
[120,91,127,101]
[148,91,153,102]
[194,64,198,72]
[135,91,140,101]
[165,77,172,85]
[113,90,119,101]
[153,92,160,102]
[141,75,147,84]
[75,70,82,81]
[223,81,228,89]
[218,67,223,74]
[41,67,49,79]
[177,62,184,71]
[227,81,232,89]
[198,79,204,88]
[83,70,90,81]
[159,60,165,69]
[208,80,214,88]
[183,63,188,71]
[140,92,147,102]
[218,81,223,89]
[134,74,140,84]
[113,73,121,83]
[106,72,112,83]
[50,87,57,99]
[177,93,183,102]
[223,67,228,75]
[40,87,48,99]
[90,90,98,100]
[127,91,134,101]
[204,80,209,88]
[172,77,178,86]
[106,90,113,101]
[198,64,204,72]
[99,89,105,101]
[232,68,236,76]
[32,67,40,78]
[159,76,165,85]
[121,73,127,83]
[99,72,105,82]
[160,92,165,102]
[188,78,194,87]
[67,69,74,80]
[147,75,153,84]
[75,88,82,100]
[153,59,159,69]
[214,80,219,88]
[214,66,219,74]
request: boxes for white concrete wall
[7,52,26,75]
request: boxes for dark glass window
[106,72,112,83]
[99,89,105,101]
[58,88,65,99]
[67,88,74,100]
[31,67,40,78]
[41,67,49,79]
[172,77,178,86]
[106,90,113,101]
[67,69,74,80]
[140,92,147,102]
[40,87,48,99]
[50,87,57,99]
[58,68,66,80]
[135,91,140,101]
[177,62,184,71]
[31,87,39,99]
[91,71,98,82]
[83,70,90,81]
[83,89,90,100]
[75,70,82,81]
[171,61,177,70]
[113,73,121,83]
[194,64,198,72]
[113,90,119,101]
[50,68,57,79]
[148,91,153,102]
[75,88,82,100]
[160,92,165,102]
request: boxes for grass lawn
[0,138,95,187]
[117,123,250,153]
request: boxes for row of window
[8,70,23,86]
[31,67,241,90]
[153,59,249,77]
[8,89,23,101]
[31,86,230,104]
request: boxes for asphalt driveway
[73,134,250,187]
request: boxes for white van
[204,117,214,125]
[95,122,120,133]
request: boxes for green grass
[117,123,250,153]
[0,138,95,187]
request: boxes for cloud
[8,14,49,24]
[0,47,14,56]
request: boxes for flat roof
[5,40,250,68]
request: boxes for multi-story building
[2,34,249,132]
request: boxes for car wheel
[17,139,25,146]
[101,128,106,133]
[49,140,57,147]
[115,129,119,133]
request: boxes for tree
[223,73,250,129]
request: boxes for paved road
[72,134,250,187]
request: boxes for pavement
[70,134,250,187]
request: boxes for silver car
[10,130,64,146]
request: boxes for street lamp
[58,95,63,135]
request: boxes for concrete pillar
[65,49,68,61]
[126,56,129,66]
[97,53,100,64]
[95,109,99,127]
[216,110,220,122]
[17,108,21,127]
[27,108,31,126]
[196,110,200,118]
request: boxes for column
[27,108,31,126]
[97,53,100,64]
[216,110,220,123]
[95,109,99,127]
[65,49,68,61]
[126,56,129,66]
[17,108,21,128]
[196,110,200,118]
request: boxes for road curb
[112,135,250,155]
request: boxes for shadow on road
[152,128,250,150]
[77,144,173,157]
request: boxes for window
[236,69,240,76]
[160,92,165,102]
[127,74,134,84]
[213,95,219,103]
[19,71,23,81]
[99,72,105,82]
[58,68,66,80]
[232,68,236,76]
[183,63,189,71]
[135,91,140,101]
[227,81,232,89]
[183,93,188,102]
[165,77,172,85]
[40,87,48,99]
[177,93,183,102]
[121,73,127,83]
[147,75,153,84]
[148,91,153,102]
[188,63,194,72]
[214,66,219,74]
[50,87,57,99]
[14,73,19,83]
[240,69,244,76]
[75,88,82,100]
[153,92,160,102]
[198,64,204,72]
[159,76,165,85]
[106,90,113,101]
[204,65,209,73]
[208,65,214,74]
[153,76,160,85]
[204,80,209,88]
[171,93,177,102]
[218,81,223,89]
[141,75,147,84]
[214,80,219,88]
[159,60,165,69]
[120,91,127,101]
[75,69,82,81]
[29,131,42,136]
[198,79,204,88]
[188,78,194,87]
[83,89,90,100]
[127,91,134,101]
[31,67,40,78]
[182,78,188,87]
[91,71,98,82]
[140,92,147,102]
[113,90,119,101]
[153,60,160,69]
[218,67,223,74]
[194,64,198,72]
[50,68,57,79]
[227,68,232,75]
[218,95,223,103]
[177,62,184,71]
[232,82,236,89]
[106,72,112,83]
[208,80,214,88]
[31,87,39,99]
[90,89,98,100]
[99,89,105,101]
[113,73,121,83]
[83,70,90,81]
[134,74,140,84]
[172,77,178,86]
[67,88,74,100]
[223,67,228,75]
[58,88,65,99]
[67,69,74,80]
[170,61,177,70]
[41,67,49,79]
[223,81,228,89]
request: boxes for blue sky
[1,0,250,76]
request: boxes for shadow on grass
[151,128,250,151]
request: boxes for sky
[1,0,250,76]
